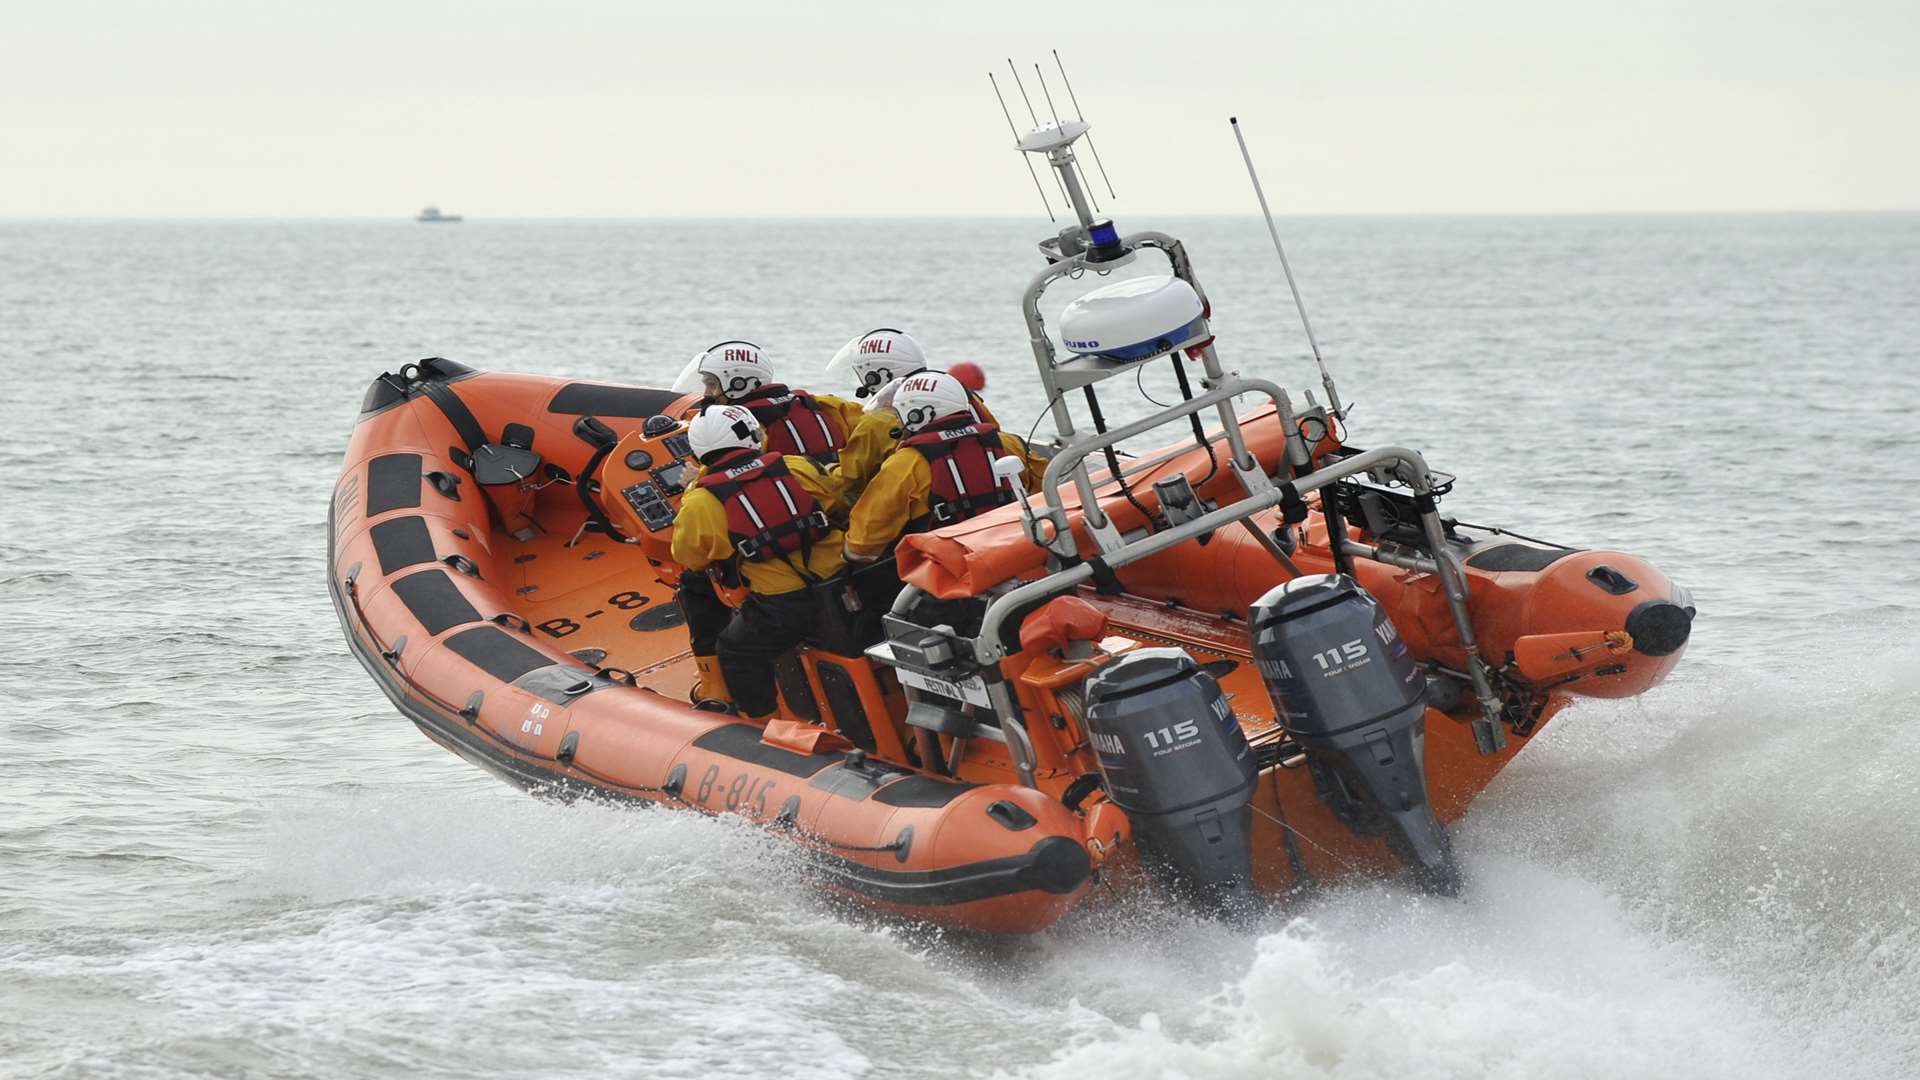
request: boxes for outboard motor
[1083,648,1259,912]
[1250,574,1461,895]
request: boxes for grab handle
[596,667,637,687]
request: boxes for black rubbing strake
[443,625,558,683]
[369,516,437,575]
[327,563,1097,910]
[824,835,1092,904]
[365,453,423,516]
[547,383,686,418]
[390,568,482,635]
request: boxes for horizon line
[3,208,1918,223]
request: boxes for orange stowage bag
[1018,596,1110,656]
[760,718,854,755]
[897,406,1293,599]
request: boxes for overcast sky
[6,1,1915,217]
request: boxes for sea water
[2,215,1917,1077]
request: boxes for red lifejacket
[902,418,1019,531]
[696,450,832,563]
[737,384,843,461]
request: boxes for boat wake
[244,640,1913,1080]
[9,640,1910,1078]
[999,641,1920,1078]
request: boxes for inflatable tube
[897,405,1295,599]
[330,362,1093,934]
[897,409,1689,701]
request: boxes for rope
[1449,519,1576,551]
[1249,791,1367,879]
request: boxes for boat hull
[329,362,1689,931]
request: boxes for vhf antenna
[1007,59,1074,210]
[1052,50,1115,200]
[989,72,1055,221]
[1033,63,1097,214]
[1231,116,1345,420]
[988,52,1113,232]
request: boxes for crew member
[672,404,848,718]
[826,328,1004,497]
[675,340,859,464]
[844,371,1043,562]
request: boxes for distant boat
[416,206,463,223]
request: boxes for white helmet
[672,340,773,402]
[686,404,763,461]
[826,328,928,399]
[889,371,971,433]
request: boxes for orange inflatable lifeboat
[327,353,1691,930]
[328,113,1693,931]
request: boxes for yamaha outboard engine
[1083,648,1259,912]
[1250,574,1461,895]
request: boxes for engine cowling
[1083,648,1259,912]
[1250,574,1460,895]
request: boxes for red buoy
[950,361,987,392]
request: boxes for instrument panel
[600,421,697,536]
[621,478,679,532]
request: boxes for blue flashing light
[1089,218,1120,248]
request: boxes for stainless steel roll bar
[1026,375,1299,554]
[979,445,1509,758]
[1020,232,1301,557]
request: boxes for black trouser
[677,572,731,656]
[717,588,822,718]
